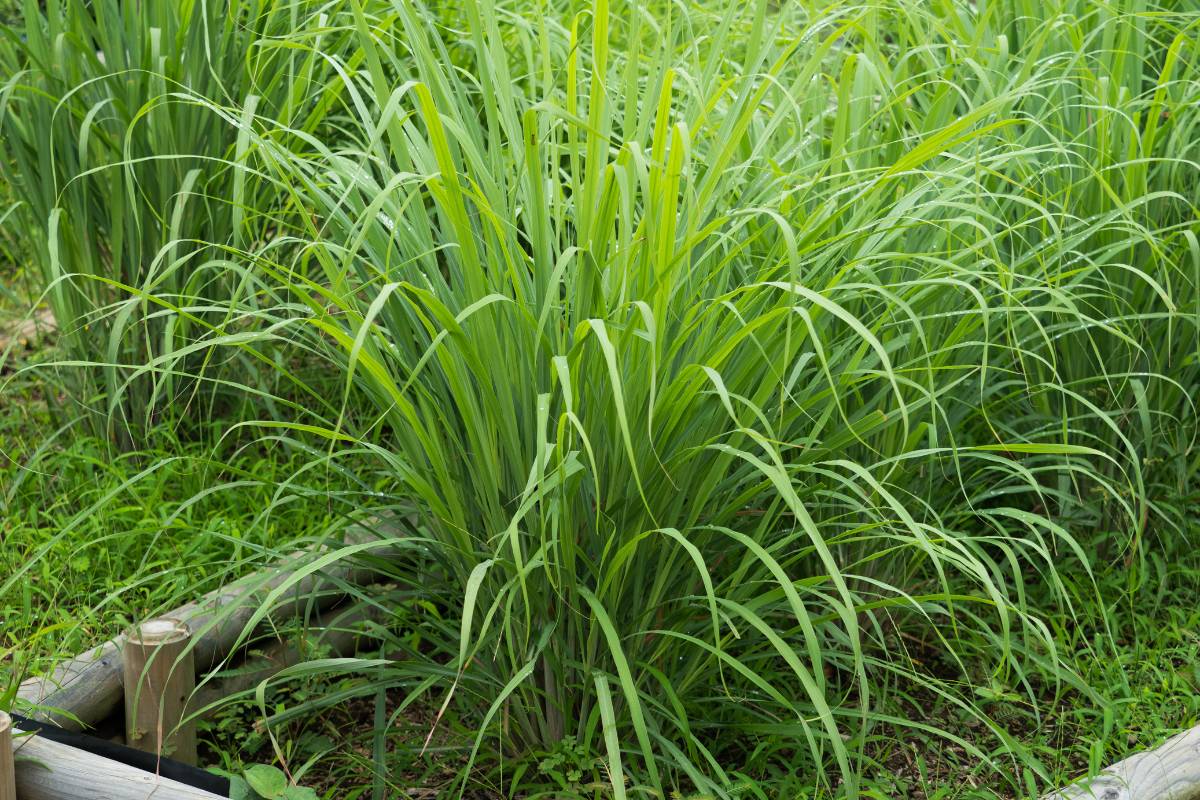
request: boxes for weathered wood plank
[12,728,224,800]
[1045,725,1200,800]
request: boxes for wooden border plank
[1045,724,1200,799]
[12,729,224,800]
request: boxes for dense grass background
[0,0,370,441]
[1,0,1199,798]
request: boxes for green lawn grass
[0,315,364,690]
[0,392,357,686]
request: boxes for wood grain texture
[0,713,15,800]
[1045,724,1200,800]
[16,640,123,730]
[17,515,406,730]
[11,726,224,800]
[123,619,197,766]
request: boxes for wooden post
[122,619,197,766]
[0,712,15,800]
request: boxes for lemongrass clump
[188,0,1198,794]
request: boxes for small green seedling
[223,764,318,800]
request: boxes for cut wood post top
[130,619,190,645]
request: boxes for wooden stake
[122,619,197,766]
[0,712,15,800]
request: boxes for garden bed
[3,0,1200,796]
